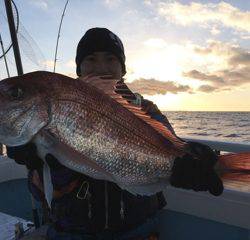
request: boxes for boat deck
[0,178,249,240]
[0,178,35,239]
[0,211,32,240]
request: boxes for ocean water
[163,111,250,144]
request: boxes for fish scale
[44,79,175,187]
[61,82,172,152]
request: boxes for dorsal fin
[78,76,186,149]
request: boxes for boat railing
[181,136,250,153]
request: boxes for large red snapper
[0,71,249,197]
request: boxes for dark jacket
[7,96,171,234]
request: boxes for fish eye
[8,86,24,99]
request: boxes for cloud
[193,40,236,57]
[126,78,191,95]
[193,40,250,67]
[197,85,218,93]
[184,40,250,91]
[183,70,225,83]
[184,67,250,89]
[157,1,250,33]
[29,0,48,10]
[219,67,250,86]
[229,51,250,66]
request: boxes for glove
[170,141,223,196]
[7,143,44,170]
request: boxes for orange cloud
[127,78,192,95]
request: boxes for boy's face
[80,52,123,79]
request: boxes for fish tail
[217,152,250,192]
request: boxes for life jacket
[28,165,166,233]
[51,176,166,233]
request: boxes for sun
[145,93,183,111]
[126,44,184,84]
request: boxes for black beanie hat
[75,28,126,76]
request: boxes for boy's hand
[170,142,224,196]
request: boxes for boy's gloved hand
[170,141,224,196]
[7,143,44,170]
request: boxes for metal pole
[4,0,23,75]
[4,0,41,229]
[0,33,10,77]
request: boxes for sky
[0,0,250,111]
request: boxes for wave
[164,111,250,143]
[224,134,240,138]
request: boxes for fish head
[0,72,51,146]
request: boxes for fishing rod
[0,33,10,77]
[0,33,9,155]
[4,0,40,229]
[4,0,22,75]
[53,0,69,72]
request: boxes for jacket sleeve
[7,144,44,170]
[7,146,27,165]
[132,93,176,135]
